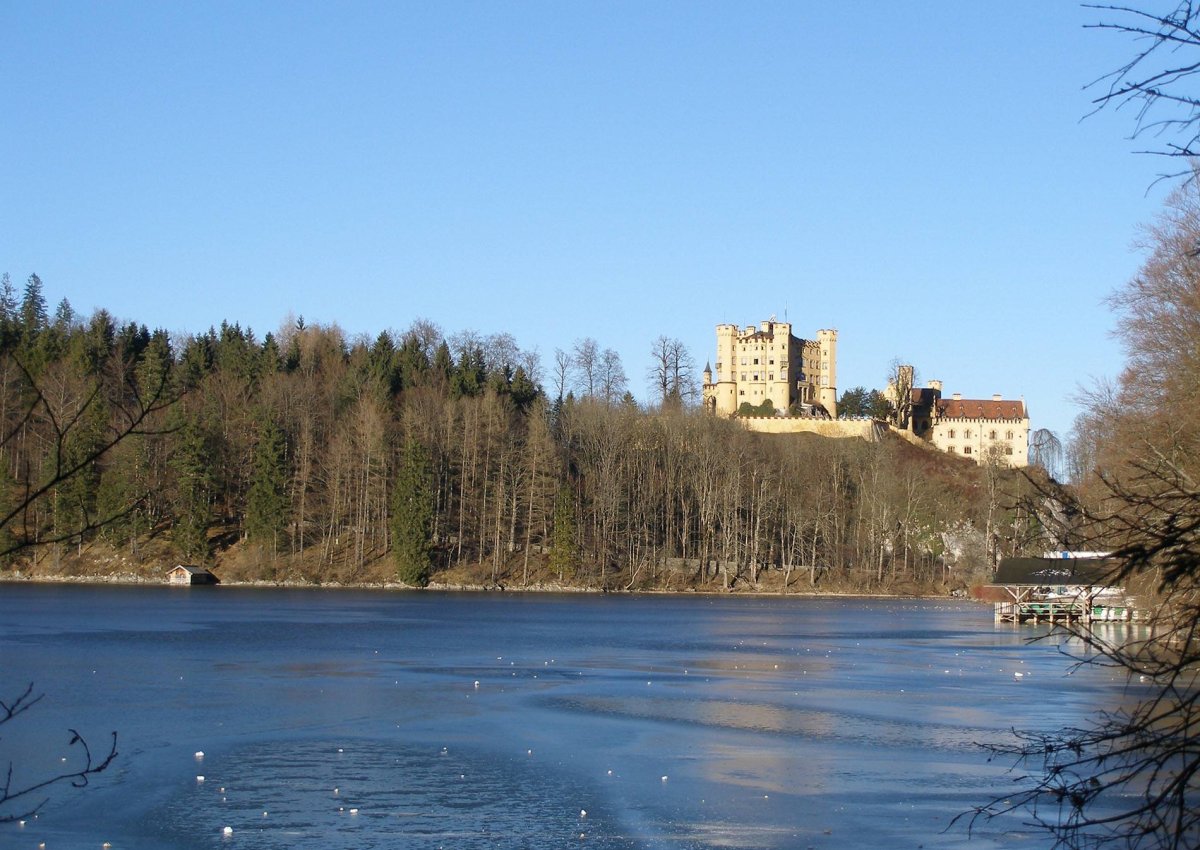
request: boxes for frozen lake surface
[0,585,1141,849]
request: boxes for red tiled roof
[937,398,1026,420]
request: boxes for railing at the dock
[995,600,1138,625]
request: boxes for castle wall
[737,416,882,441]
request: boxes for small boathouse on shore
[990,554,1137,625]
[167,564,219,586]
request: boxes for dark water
[0,586,1142,849]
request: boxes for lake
[0,585,1141,849]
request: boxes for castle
[701,320,838,418]
[701,319,1029,465]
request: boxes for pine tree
[259,332,281,375]
[0,467,18,562]
[169,414,214,562]
[396,332,430,389]
[509,365,540,412]
[0,275,16,354]
[245,416,288,555]
[450,346,486,398]
[549,484,577,582]
[391,438,434,586]
[20,273,48,345]
[431,341,454,384]
[53,397,108,552]
[94,437,151,556]
[52,298,74,331]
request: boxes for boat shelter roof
[992,557,1124,587]
[170,564,211,575]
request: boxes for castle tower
[703,319,837,418]
[816,329,838,418]
[702,324,739,415]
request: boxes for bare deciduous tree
[1086,2,1200,183]
[963,168,1200,850]
[1030,428,1065,479]
[884,360,915,430]
[598,348,627,405]
[647,336,697,409]
[551,348,571,404]
[0,683,117,823]
[571,337,599,399]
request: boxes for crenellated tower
[702,318,838,418]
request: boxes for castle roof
[910,387,940,408]
[937,398,1026,420]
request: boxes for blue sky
[0,2,1174,438]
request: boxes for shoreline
[0,570,969,601]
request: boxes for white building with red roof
[911,388,1029,466]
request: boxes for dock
[993,597,1138,625]
[990,555,1141,626]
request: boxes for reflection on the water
[0,587,1135,850]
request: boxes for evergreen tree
[216,322,258,383]
[20,273,48,345]
[259,332,281,375]
[178,331,215,389]
[115,322,151,364]
[396,332,430,389]
[53,398,108,552]
[169,414,214,562]
[94,438,148,555]
[245,416,288,555]
[431,341,454,384]
[549,484,577,581]
[136,331,173,400]
[0,273,16,347]
[509,365,540,412]
[73,310,116,372]
[52,298,74,331]
[367,331,401,396]
[0,468,18,562]
[450,346,486,398]
[391,438,434,586]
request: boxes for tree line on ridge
[0,271,1046,591]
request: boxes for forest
[0,271,1050,593]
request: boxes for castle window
[769,373,774,380]
[741,372,747,381]
[947,446,956,453]
[753,358,759,365]
[964,446,972,455]
[769,359,775,365]
[739,390,745,396]
[1005,447,1013,455]
[1006,430,1014,439]
[989,430,997,440]
[948,429,956,438]
[964,429,973,439]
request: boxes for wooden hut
[167,564,219,586]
